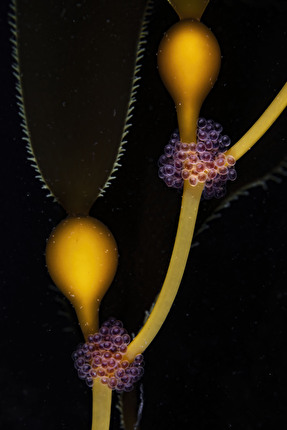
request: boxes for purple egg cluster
[72,317,144,392]
[158,118,237,199]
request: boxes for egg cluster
[72,318,144,392]
[158,118,237,199]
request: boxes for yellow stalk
[226,83,287,161]
[126,181,204,362]
[91,380,112,430]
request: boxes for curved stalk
[227,82,287,161]
[126,181,204,362]
[125,84,287,363]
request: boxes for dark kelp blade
[11,0,150,215]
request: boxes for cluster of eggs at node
[72,318,144,392]
[158,118,237,199]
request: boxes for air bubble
[198,117,206,128]
[226,155,236,166]
[198,130,207,141]
[189,176,198,187]
[181,169,190,180]
[198,172,207,183]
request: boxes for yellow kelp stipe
[226,82,287,161]
[157,19,221,143]
[126,181,204,362]
[46,217,118,339]
[92,380,112,430]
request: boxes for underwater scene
[0,0,287,429]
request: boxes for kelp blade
[14,0,147,215]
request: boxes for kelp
[2,0,287,429]
[12,0,149,215]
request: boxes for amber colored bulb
[45,216,118,338]
[157,19,221,142]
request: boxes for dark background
[1,0,287,429]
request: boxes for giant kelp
[1,0,287,429]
